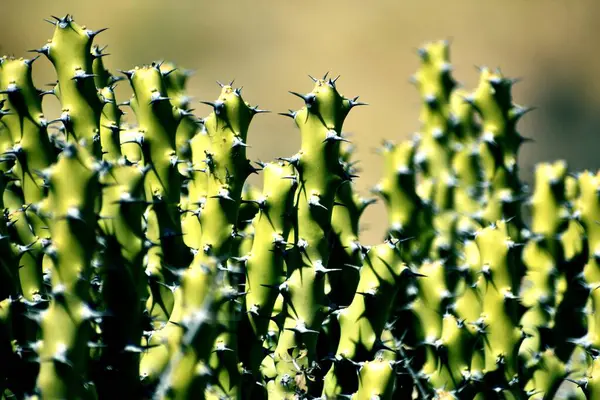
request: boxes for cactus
[2,14,600,400]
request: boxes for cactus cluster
[1,14,600,400]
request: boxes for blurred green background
[2,0,599,244]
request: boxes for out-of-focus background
[2,1,599,244]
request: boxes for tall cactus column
[243,161,298,382]
[95,157,148,398]
[267,75,360,398]
[0,56,56,384]
[29,15,107,399]
[469,67,529,235]
[33,15,104,156]
[410,40,456,207]
[123,64,191,329]
[576,171,600,397]
[326,143,374,307]
[92,43,152,398]
[197,83,260,399]
[322,239,409,398]
[156,83,261,399]
[35,143,101,399]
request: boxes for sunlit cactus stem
[322,239,411,398]
[35,143,101,399]
[123,63,191,329]
[164,82,262,398]
[33,14,106,157]
[239,161,298,383]
[267,74,362,398]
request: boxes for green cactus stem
[268,75,361,398]
[35,143,101,399]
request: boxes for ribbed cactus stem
[35,143,100,399]
[520,161,571,351]
[0,171,19,300]
[0,56,54,307]
[0,56,55,203]
[159,62,198,165]
[323,240,409,397]
[34,15,105,157]
[351,356,396,400]
[91,38,125,163]
[125,64,191,328]
[470,67,529,233]
[327,141,374,306]
[169,83,259,398]
[411,40,456,206]
[519,161,589,397]
[473,221,524,387]
[577,171,600,346]
[180,124,210,252]
[374,140,433,261]
[95,158,148,398]
[448,88,483,216]
[154,259,222,400]
[244,162,297,372]
[268,75,358,398]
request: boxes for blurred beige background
[2,1,599,244]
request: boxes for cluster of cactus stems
[2,14,600,400]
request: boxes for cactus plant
[1,14,600,400]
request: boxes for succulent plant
[1,14,599,400]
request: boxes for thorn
[23,56,41,67]
[72,70,98,81]
[93,52,110,61]
[511,105,537,120]
[348,96,368,108]
[213,343,235,353]
[119,69,134,80]
[289,91,316,108]
[322,130,349,144]
[152,60,165,70]
[210,188,235,202]
[328,75,341,87]
[162,68,177,77]
[200,100,224,115]
[102,122,123,132]
[0,84,20,95]
[284,320,319,335]
[277,154,300,166]
[361,197,377,208]
[314,260,342,275]
[86,28,108,38]
[251,105,270,114]
[231,136,249,148]
[149,91,171,105]
[279,110,297,119]
[123,343,160,353]
[308,194,328,211]
[28,45,50,56]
